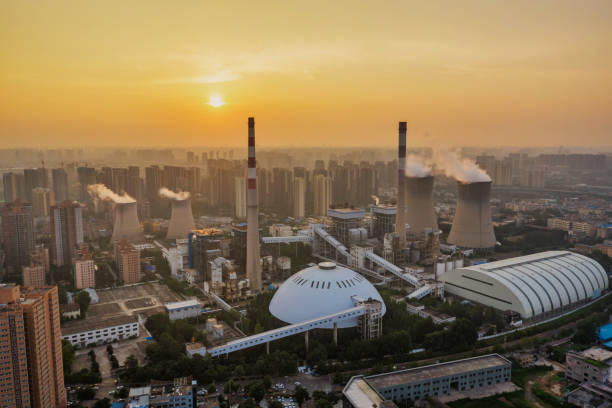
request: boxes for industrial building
[111,201,144,243]
[566,347,612,384]
[166,197,196,239]
[343,354,511,407]
[447,181,496,249]
[62,314,139,347]
[165,299,202,320]
[328,208,367,245]
[443,251,608,320]
[370,204,396,242]
[188,228,223,281]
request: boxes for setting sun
[208,94,225,108]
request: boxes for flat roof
[343,376,385,408]
[366,354,510,389]
[61,314,138,336]
[327,208,366,219]
[165,299,201,311]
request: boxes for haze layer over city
[1,2,611,408]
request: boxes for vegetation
[75,290,92,317]
[95,263,116,288]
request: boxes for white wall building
[165,299,202,320]
[62,315,139,347]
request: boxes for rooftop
[343,376,385,408]
[165,299,201,311]
[327,208,366,219]
[61,314,138,335]
[366,354,510,389]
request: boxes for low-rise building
[185,342,207,357]
[567,382,612,407]
[60,303,81,320]
[343,354,511,406]
[149,377,194,408]
[165,299,202,321]
[61,314,139,347]
[567,347,612,384]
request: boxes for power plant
[404,175,437,236]
[447,181,496,248]
[111,201,143,242]
[246,117,262,292]
[166,198,195,239]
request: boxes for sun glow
[208,94,225,108]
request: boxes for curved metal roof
[444,251,608,318]
[269,262,386,328]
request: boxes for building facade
[50,201,84,267]
[115,240,141,284]
[22,264,45,287]
[2,200,35,279]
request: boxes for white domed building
[269,262,386,328]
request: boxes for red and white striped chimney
[395,121,407,247]
[246,117,262,292]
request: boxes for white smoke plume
[432,149,491,183]
[158,187,191,201]
[371,195,380,205]
[405,154,432,177]
[87,184,135,203]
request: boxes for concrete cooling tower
[112,202,143,242]
[405,175,437,235]
[167,198,195,239]
[448,181,496,248]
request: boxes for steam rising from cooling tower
[158,187,191,201]
[246,117,262,292]
[405,154,432,178]
[87,184,135,203]
[404,175,438,235]
[159,188,195,239]
[447,181,496,248]
[433,149,491,183]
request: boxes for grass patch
[448,390,530,408]
[533,385,570,407]
[512,365,553,388]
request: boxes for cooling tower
[395,121,407,247]
[405,175,438,235]
[447,181,496,248]
[167,198,195,239]
[111,202,143,242]
[246,117,262,292]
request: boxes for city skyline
[1,1,611,148]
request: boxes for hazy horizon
[2,0,611,149]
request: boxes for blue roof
[597,223,612,228]
[598,323,612,342]
[111,403,125,408]
[603,340,612,349]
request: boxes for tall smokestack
[405,175,437,235]
[448,181,496,248]
[395,121,407,247]
[111,202,143,243]
[167,198,196,239]
[246,117,262,292]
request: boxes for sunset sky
[1,0,611,148]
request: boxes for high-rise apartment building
[74,258,95,289]
[22,264,45,287]
[115,240,141,284]
[1,200,35,279]
[52,168,69,202]
[32,187,55,217]
[234,176,247,219]
[0,284,66,408]
[24,168,48,203]
[77,167,96,204]
[20,286,66,408]
[292,177,305,218]
[313,174,332,216]
[145,165,163,202]
[50,201,84,267]
[3,172,26,202]
[0,285,30,408]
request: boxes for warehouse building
[343,354,511,407]
[442,251,608,321]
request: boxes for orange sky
[1,1,611,148]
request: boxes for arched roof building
[269,262,386,328]
[442,251,608,319]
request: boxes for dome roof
[269,262,386,328]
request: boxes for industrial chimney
[246,117,262,292]
[111,202,143,242]
[167,198,195,239]
[405,175,438,236]
[447,181,496,248]
[395,121,407,247]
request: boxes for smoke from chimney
[433,149,491,183]
[158,187,191,201]
[88,184,135,203]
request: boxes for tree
[93,398,111,408]
[207,384,217,394]
[116,387,129,399]
[58,286,68,304]
[269,401,284,408]
[62,340,75,375]
[294,386,309,407]
[76,386,96,401]
[248,381,266,403]
[75,290,91,317]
